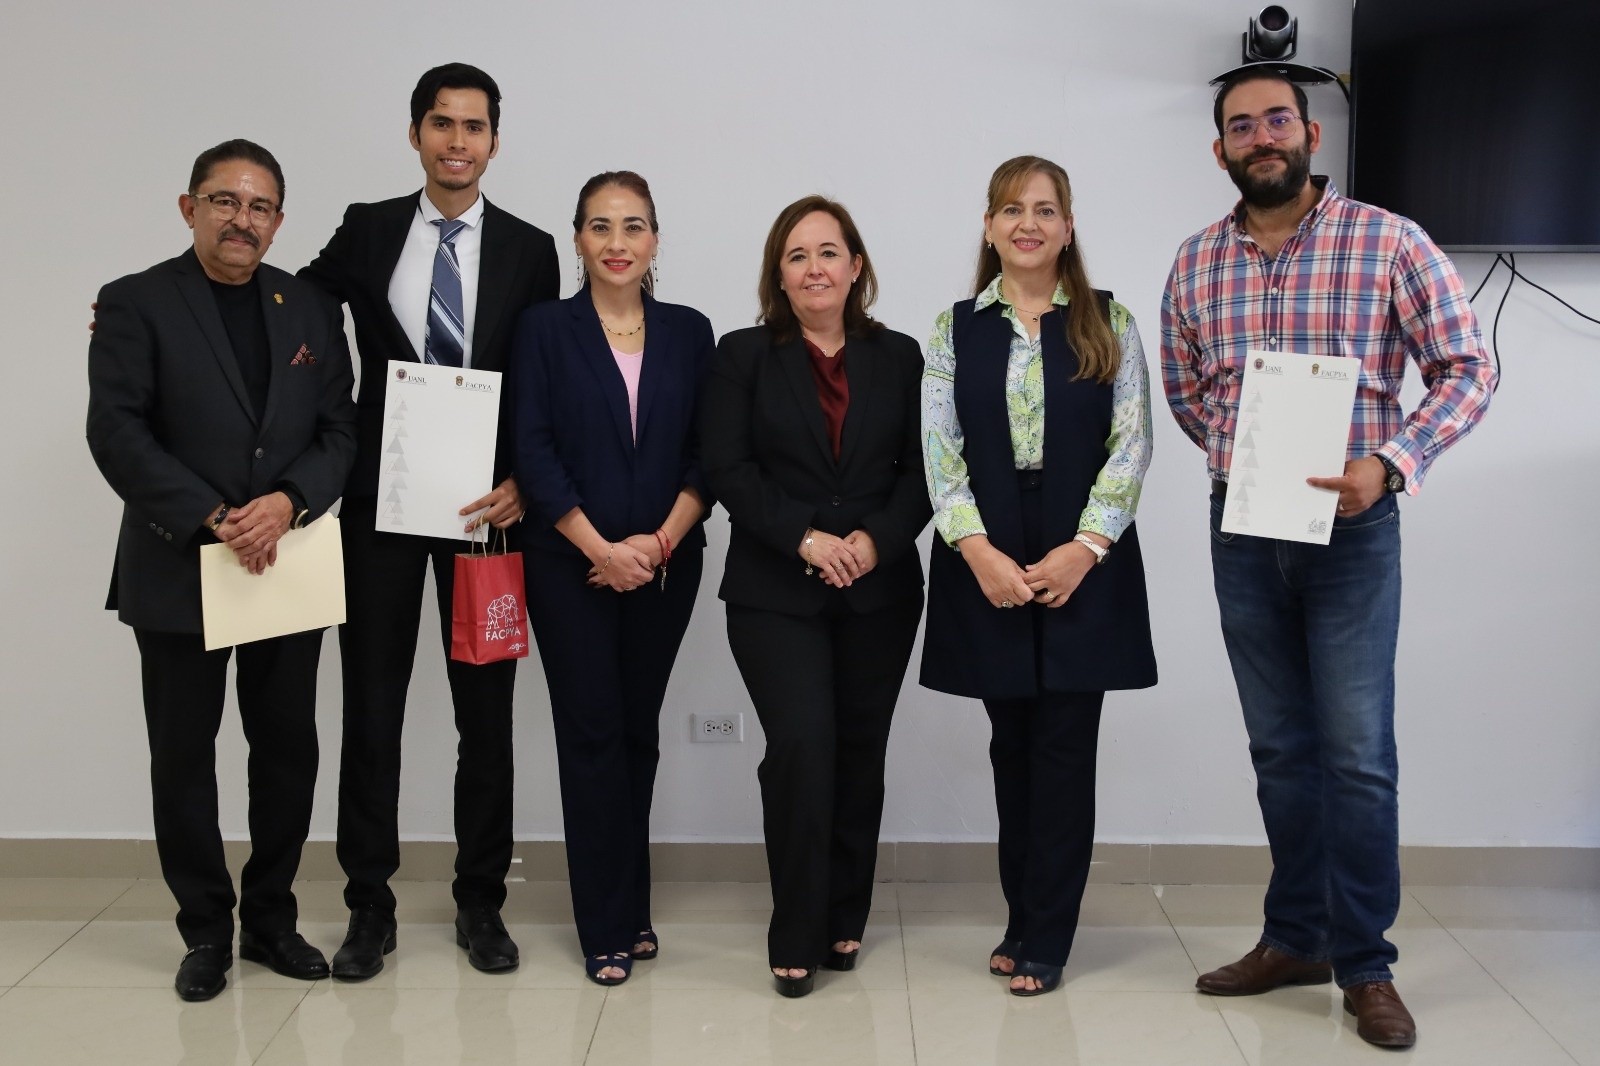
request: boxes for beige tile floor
[0,877,1594,1065]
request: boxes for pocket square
[289,344,317,367]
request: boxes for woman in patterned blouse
[919,155,1158,996]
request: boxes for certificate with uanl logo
[1221,350,1360,545]
[375,360,501,540]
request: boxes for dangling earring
[575,252,587,287]
[652,255,660,290]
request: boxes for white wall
[2,0,1595,849]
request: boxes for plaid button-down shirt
[1160,179,1496,492]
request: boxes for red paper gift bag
[450,527,530,665]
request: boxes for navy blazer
[87,250,357,633]
[299,193,560,501]
[510,288,715,556]
[702,325,931,617]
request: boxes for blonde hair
[973,156,1120,384]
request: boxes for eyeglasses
[1221,111,1303,147]
[191,192,279,225]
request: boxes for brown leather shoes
[1343,980,1417,1048]
[1195,942,1333,995]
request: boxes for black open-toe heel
[1008,960,1062,996]
[989,938,1022,977]
[585,952,633,986]
[632,929,659,961]
[823,944,859,972]
[773,966,815,998]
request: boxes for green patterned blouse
[922,274,1154,547]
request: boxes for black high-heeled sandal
[632,929,659,961]
[585,952,633,986]
[1008,960,1062,996]
[772,966,815,998]
[989,938,1022,976]
[823,943,859,972]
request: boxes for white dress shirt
[388,193,485,367]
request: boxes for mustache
[218,225,259,247]
[1244,147,1288,165]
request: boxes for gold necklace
[1013,303,1053,322]
[600,317,644,338]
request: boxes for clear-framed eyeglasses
[1222,111,1304,147]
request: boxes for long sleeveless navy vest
[919,293,1157,699]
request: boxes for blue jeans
[1209,491,1402,987]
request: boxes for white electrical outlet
[691,712,743,743]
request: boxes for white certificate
[1222,351,1361,545]
[200,514,345,650]
[374,361,501,541]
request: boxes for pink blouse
[612,345,644,440]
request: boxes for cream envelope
[200,514,345,650]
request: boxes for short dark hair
[410,63,502,136]
[1212,68,1311,134]
[756,195,882,343]
[187,139,285,207]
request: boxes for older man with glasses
[87,139,356,1001]
[1160,68,1497,1048]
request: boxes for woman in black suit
[920,155,1156,996]
[702,196,931,997]
[510,171,714,986]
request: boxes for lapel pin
[274,293,284,304]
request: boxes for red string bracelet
[653,529,673,590]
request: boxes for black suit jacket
[87,249,358,633]
[511,287,715,556]
[702,325,931,616]
[298,192,560,500]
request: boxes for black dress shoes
[331,909,397,981]
[238,929,330,980]
[455,906,519,973]
[175,944,232,1002]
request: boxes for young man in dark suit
[87,139,358,1001]
[299,63,560,979]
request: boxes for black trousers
[134,627,323,948]
[727,595,923,969]
[978,473,1106,968]
[526,548,702,958]
[336,498,517,915]
[983,691,1104,967]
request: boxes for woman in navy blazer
[510,171,714,986]
[702,196,931,997]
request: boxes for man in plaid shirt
[1161,68,1496,1049]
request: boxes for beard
[1225,142,1312,209]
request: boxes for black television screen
[1349,0,1600,251]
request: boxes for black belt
[1212,478,1229,498]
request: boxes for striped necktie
[424,218,468,366]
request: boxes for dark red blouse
[804,339,849,460]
